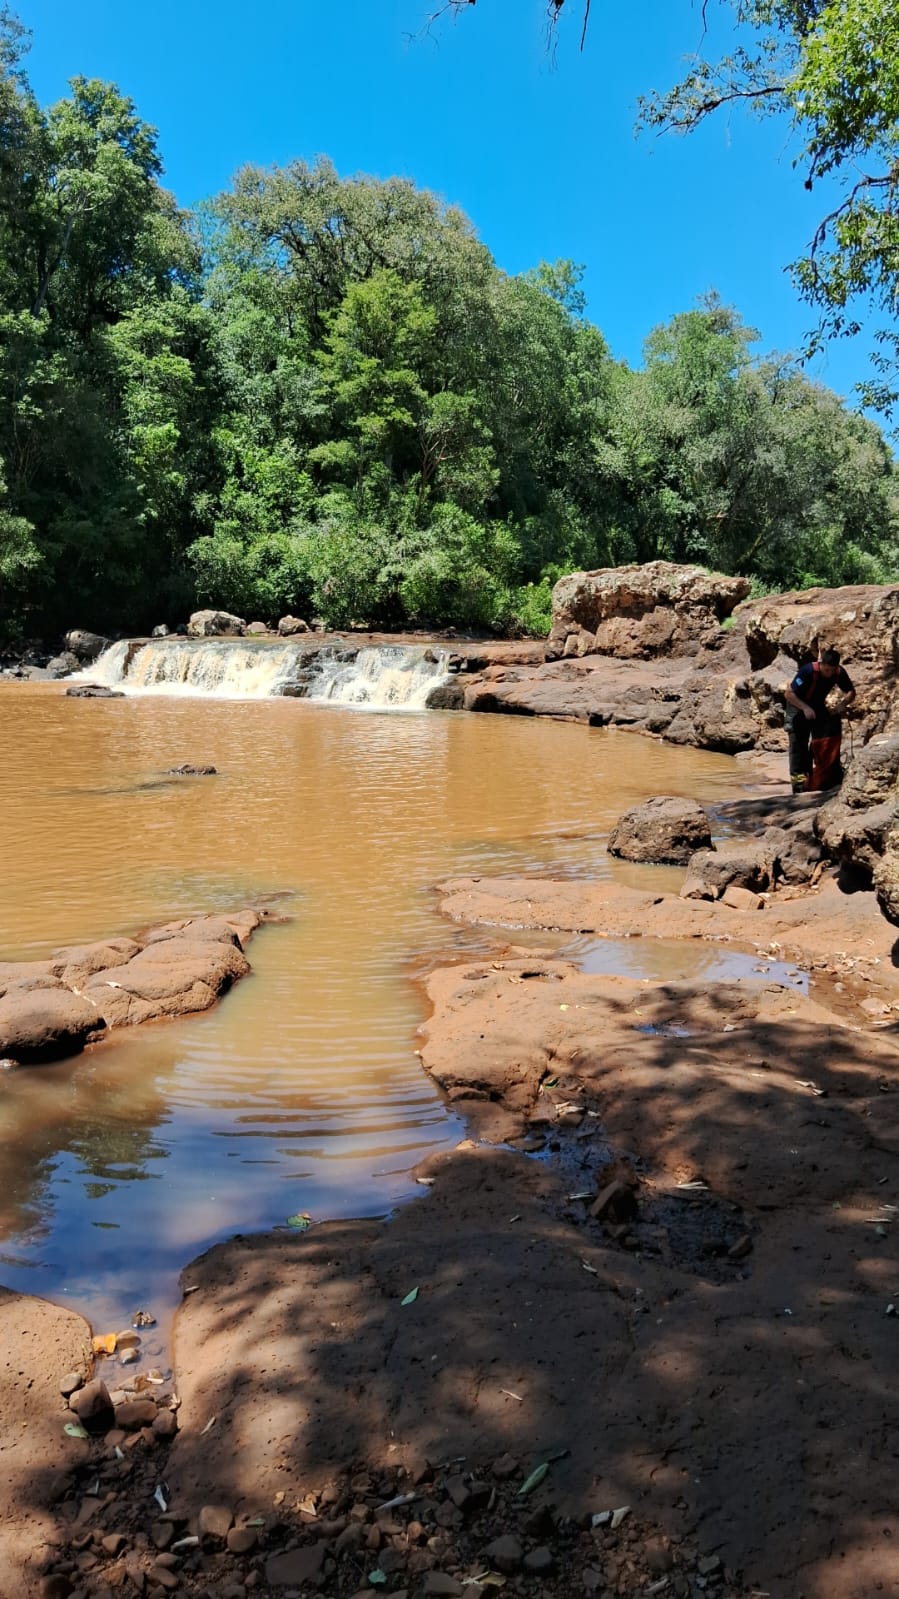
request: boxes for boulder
[607,797,712,865]
[64,630,109,661]
[186,610,246,638]
[245,621,268,636]
[68,1379,114,1433]
[742,584,899,743]
[277,614,310,636]
[687,817,824,897]
[0,989,105,1064]
[547,562,750,661]
[151,624,170,638]
[45,652,80,678]
[687,844,771,896]
[425,679,466,711]
[817,736,899,923]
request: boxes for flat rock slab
[164,861,899,1599]
[0,1287,91,1595]
[0,908,268,1066]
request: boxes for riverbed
[0,683,747,1341]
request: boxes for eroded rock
[607,796,712,865]
[817,736,899,923]
[0,989,105,1064]
[547,562,750,661]
[64,630,109,661]
[186,609,246,638]
[64,684,124,699]
[0,909,268,1066]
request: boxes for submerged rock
[65,683,124,698]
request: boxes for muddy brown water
[0,683,756,1350]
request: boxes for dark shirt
[790,661,854,717]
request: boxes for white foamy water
[77,638,451,708]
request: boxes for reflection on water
[0,687,746,1336]
[567,935,810,994]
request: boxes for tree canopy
[0,5,896,646]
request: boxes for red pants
[807,732,842,792]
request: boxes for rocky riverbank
[7,564,899,1597]
[8,839,899,1599]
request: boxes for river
[0,666,748,1352]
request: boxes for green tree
[638,1,899,407]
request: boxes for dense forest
[0,8,897,645]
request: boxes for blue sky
[16,0,874,405]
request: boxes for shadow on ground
[153,992,899,1599]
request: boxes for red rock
[590,1180,638,1223]
[113,1400,157,1431]
[198,1504,233,1540]
[265,1543,326,1586]
[721,884,764,912]
[483,1534,523,1573]
[226,1525,258,1555]
[0,988,105,1064]
[69,1380,114,1433]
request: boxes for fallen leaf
[518,1462,548,1496]
[287,1213,312,1231]
[401,1287,419,1306]
[416,1177,435,1187]
[154,1484,168,1513]
[92,1333,116,1356]
[64,1422,88,1440]
[368,1572,387,1587]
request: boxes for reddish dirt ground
[7,861,899,1599]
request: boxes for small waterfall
[306,645,449,709]
[76,638,451,709]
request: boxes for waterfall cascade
[76,638,452,709]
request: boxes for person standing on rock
[783,648,855,794]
